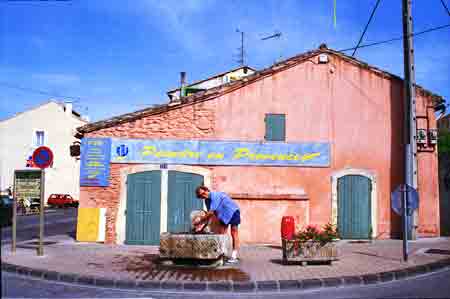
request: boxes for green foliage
[294,223,339,245]
[439,130,450,154]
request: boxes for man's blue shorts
[226,210,241,226]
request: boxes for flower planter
[282,239,338,265]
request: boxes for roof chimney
[319,43,328,50]
[180,71,186,98]
[65,101,73,117]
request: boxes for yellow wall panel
[76,208,100,242]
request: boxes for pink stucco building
[76,45,443,245]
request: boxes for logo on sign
[116,144,129,157]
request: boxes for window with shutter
[265,114,285,141]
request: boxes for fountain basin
[159,232,231,260]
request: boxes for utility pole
[236,29,245,66]
[402,0,418,242]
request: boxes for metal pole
[37,169,45,256]
[402,185,409,262]
[11,172,16,253]
[402,0,418,240]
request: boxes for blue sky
[1,0,449,122]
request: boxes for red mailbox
[281,216,295,240]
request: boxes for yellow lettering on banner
[233,148,250,159]
[286,154,298,161]
[207,153,224,160]
[142,146,157,156]
[141,146,201,159]
[301,153,320,162]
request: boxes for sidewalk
[2,235,450,292]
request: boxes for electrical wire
[1,23,449,103]
[440,0,450,17]
[338,23,450,52]
[0,81,82,101]
[352,0,382,57]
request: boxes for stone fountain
[159,210,232,267]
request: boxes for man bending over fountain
[194,185,241,263]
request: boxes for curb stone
[2,259,450,293]
[136,280,161,290]
[301,278,323,289]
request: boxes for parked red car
[47,194,79,208]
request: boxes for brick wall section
[81,101,217,244]
[86,102,216,139]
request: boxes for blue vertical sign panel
[80,138,112,186]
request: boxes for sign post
[392,184,418,262]
[402,185,409,262]
[32,146,54,256]
[12,173,17,253]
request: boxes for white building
[0,101,88,203]
[167,66,256,102]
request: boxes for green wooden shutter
[338,175,371,239]
[168,171,204,233]
[265,114,286,141]
[125,171,161,245]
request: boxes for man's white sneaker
[226,257,240,264]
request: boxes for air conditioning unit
[428,129,438,145]
[416,129,427,144]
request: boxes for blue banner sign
[110,139,330,167]
[80,138,112,186]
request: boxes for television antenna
[261,30,283,62]
[236,29,245,66]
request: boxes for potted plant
[282,223,339,265]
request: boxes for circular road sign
[32,146,54,169]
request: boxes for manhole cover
[425,249,450,255]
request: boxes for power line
[1,23,449,102]
[352,0,382,57]
[338,23,450,52]
[440,0,450,17]
[0,81,83,101]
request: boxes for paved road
[1,208,77,244]
[2,268,450,298]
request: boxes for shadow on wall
[389,80,404,239]
[439,152,450,236]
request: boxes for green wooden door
[125,171,161,245]
[167,171,204,233]
[338,175,372,239]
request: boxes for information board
[80,138,112,187]
[15,170,41,203]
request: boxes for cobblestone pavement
[2,235,450,282]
